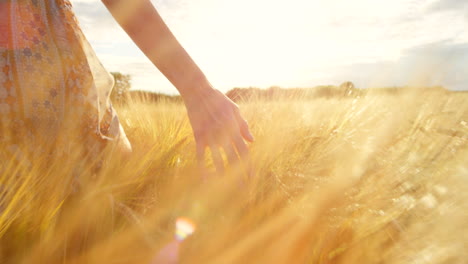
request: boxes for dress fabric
[0,0,128,154]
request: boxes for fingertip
[246,130,255,142]
[241,126,255,143]
[237,118,254,142]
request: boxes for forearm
[101,0,213,98]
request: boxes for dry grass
[1,90,467,263]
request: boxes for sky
[73,0,468,94]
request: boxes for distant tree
[110,72,132,104]
[339,81,356,97]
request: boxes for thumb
[238,118,254,142]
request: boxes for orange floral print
[0,0,127,155]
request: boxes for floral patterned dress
[0,0,129,156]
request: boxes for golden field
[1,89,467,263]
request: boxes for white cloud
[332,40,468,91]
[428,0,468,12]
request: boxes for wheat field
[0,89,467,263]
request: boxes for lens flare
[175,217,196,241]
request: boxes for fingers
[198,136,246,176]
[232,133,253,179]
[209,143,224,174]
[219,111,251,174]
[196,141,206,167]
[232,134,249,161]
[194,104,254,177]
[223,142,239,166]
[240,119,254,142]
[233,108,254,142]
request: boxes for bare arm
[101,0,210,99]
[102,0,254,174]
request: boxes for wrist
[178,74,215,102]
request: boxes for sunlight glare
[175,217,196,241]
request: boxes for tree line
[110,72,450,105]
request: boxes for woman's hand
[183,87,254,174]
[103,0,253,173]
